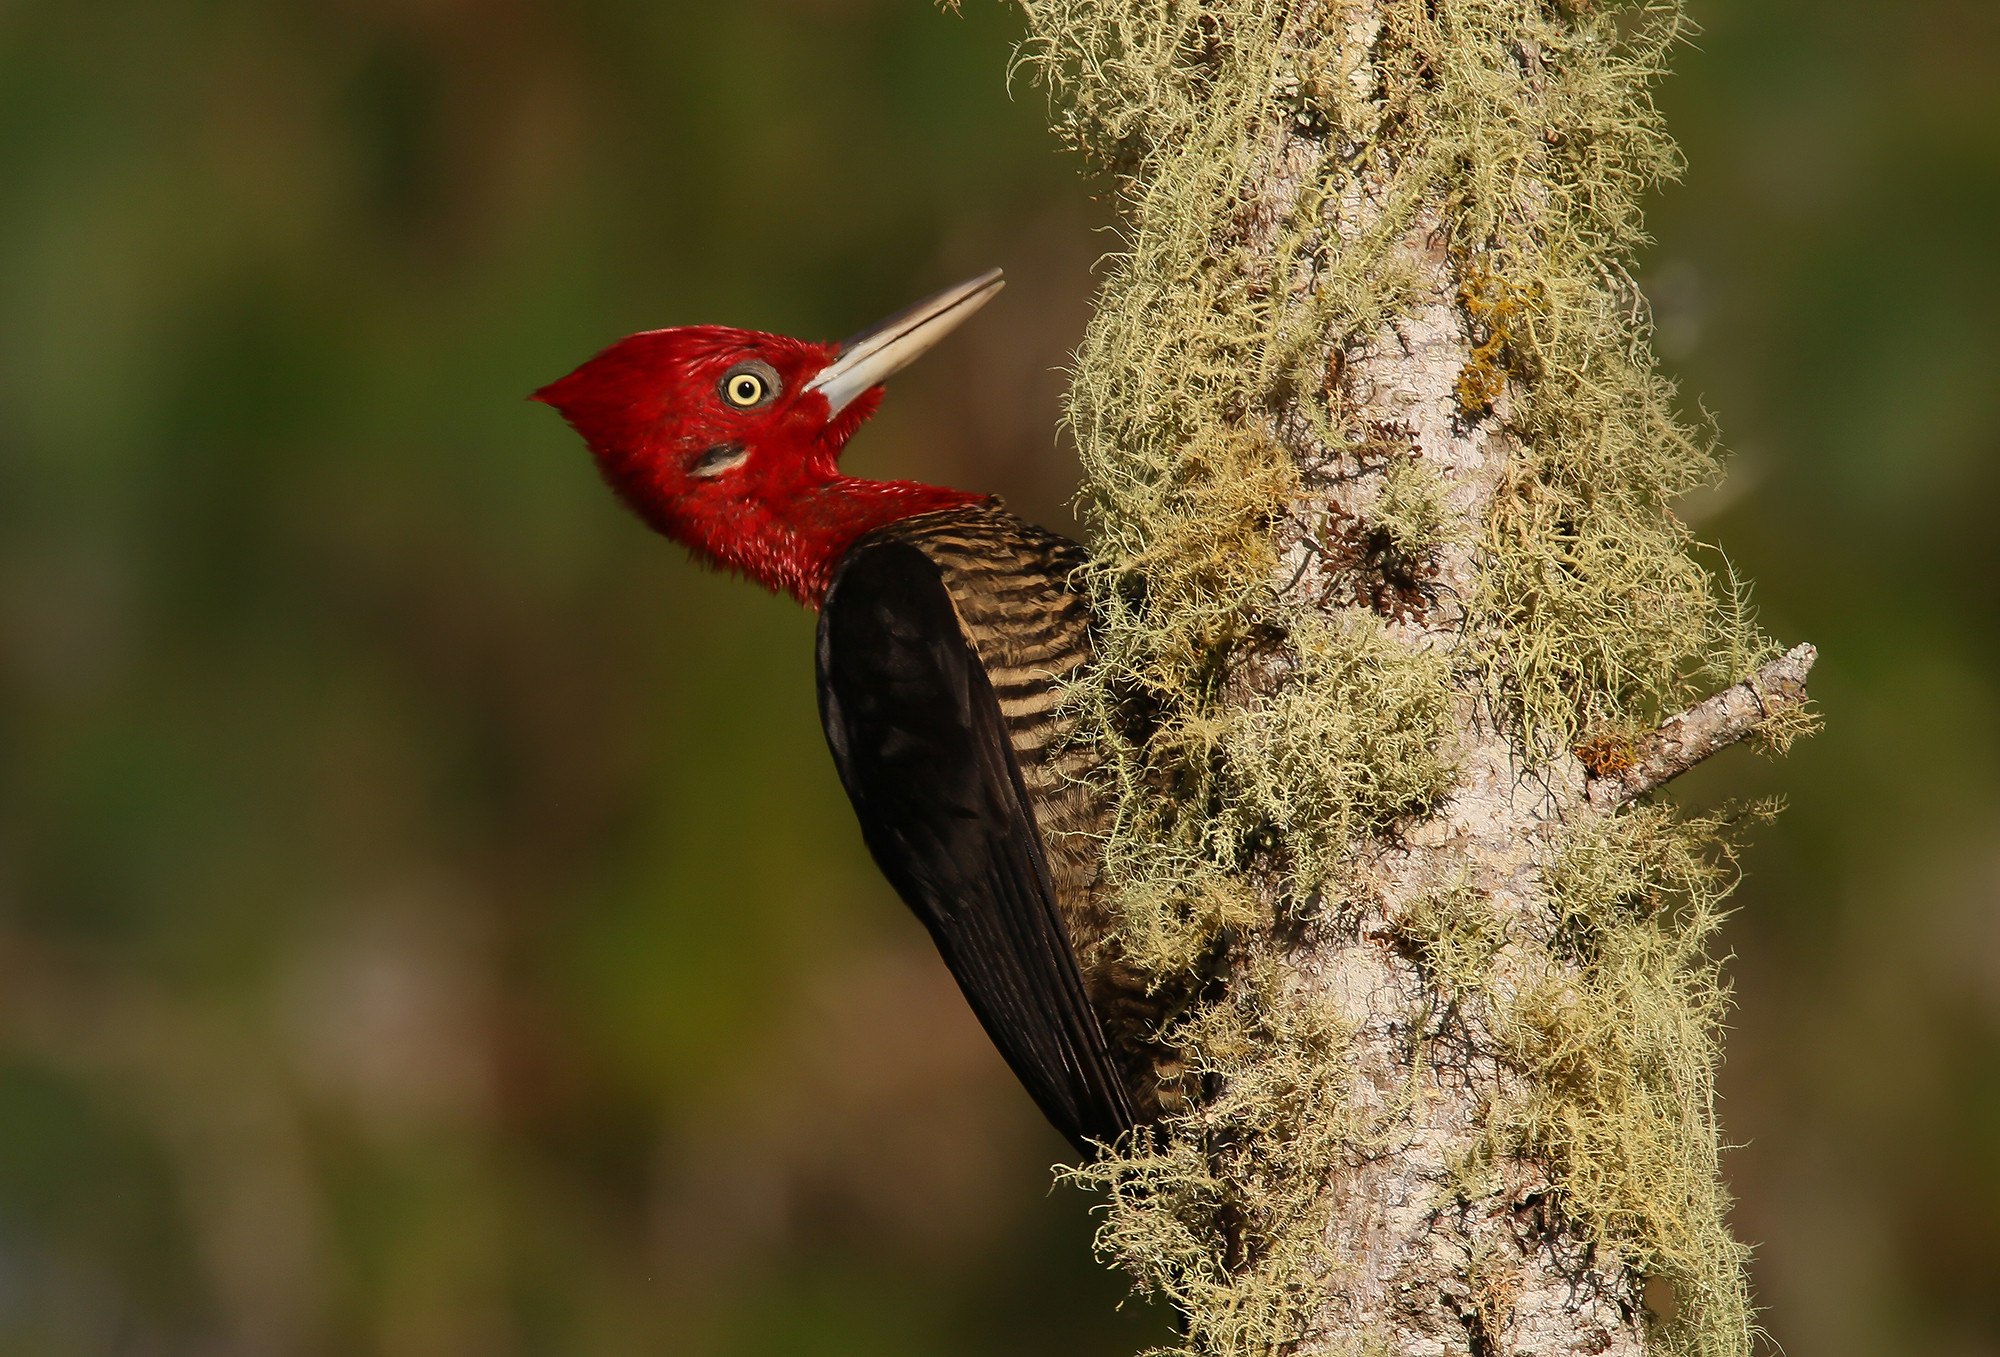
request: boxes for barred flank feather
[864,504,1184,1123]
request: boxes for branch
[1584,643,1818,811]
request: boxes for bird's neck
[687,475,984,609]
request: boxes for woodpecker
[534,272,1173,1153]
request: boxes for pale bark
[1266,202,1653,1357]
[1016,2,1816,1357]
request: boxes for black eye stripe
[689,441,748,477]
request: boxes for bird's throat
[687,476,984,609]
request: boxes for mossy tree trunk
[1005,3,1815,1355]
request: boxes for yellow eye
[719,362,778,409]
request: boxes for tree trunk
[1007,3,1815,1354]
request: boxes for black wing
[816,538,1133,1154]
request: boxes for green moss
[1111,865,1266,982]
[1213,614,1456,893]
[1009,2,1798,1354]
[1391,874,1506,999]
[1064,959,1384,1356]
[1493,803,1773,1356]
[1370,457,1459,565]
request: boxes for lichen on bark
[1004,2,1813,1355]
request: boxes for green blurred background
[0,2,1994,1354]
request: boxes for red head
[533,272,1002,607]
